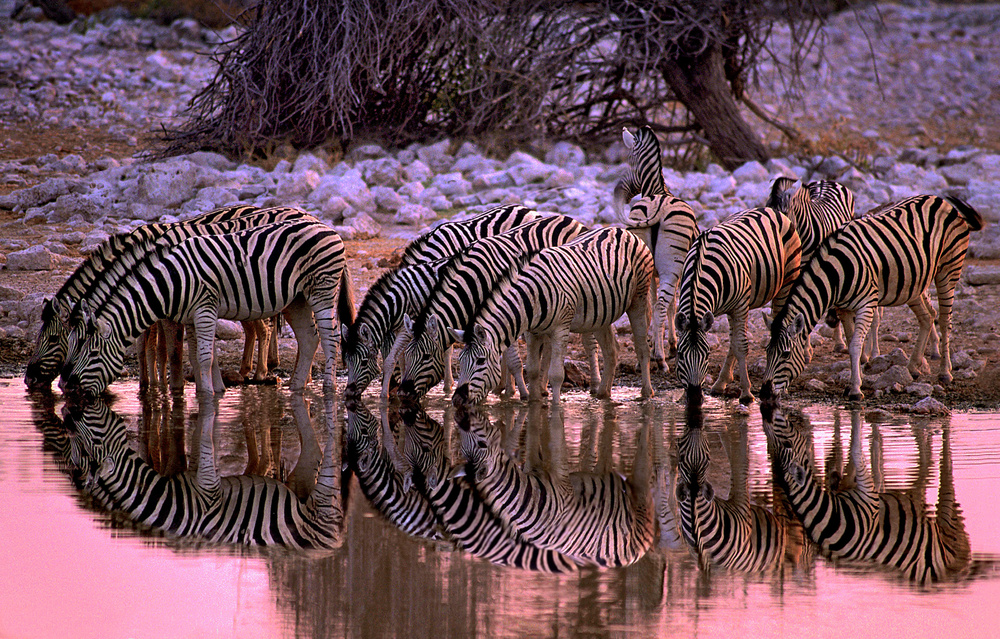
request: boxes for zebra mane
[460,253,532,336]
[345,266,401,342]
[683,232,709,323]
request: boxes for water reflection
[761,401,972,584]
[61,392,343,552]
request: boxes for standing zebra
[674,206,801,404]
[344,396,444,541]
[761,195,983,401]
[451,226,655,405]
[65,397,343,551]
[341,205,540,398]
[454,402,656,568]
[394,214,588,401]
[675,418,787,573]
[399,399,579,573]
[613,126,700,371]
[762,404,971,584]
[61,219,352,398]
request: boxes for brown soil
[2,124,999,411]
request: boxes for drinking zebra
[454,403,655,568]
[761,195,983,401]
[451,226,655,405]
[341,205,541,398]
[64,397,343,552]
[761,404,971,584]
[674,206,802,404]
[61,219,352,398]
[398,399,579,573]
[393,214,588,401]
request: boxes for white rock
[431,173,472,197]
[732,161,769,184]
[5,245,55,270]
[545,142,586,167]
[371,186,405,212]
[394,203,438,226]
[362,158,405,187]
[402,160,433,183]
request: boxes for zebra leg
[907,297,935,378]
[593,327,618,399]
[184,326,223,394]
[192,309,223,396]
[253,319,272,381]
[311,305,340,396]
[154,321,168,387]
[627,292,654,399]
[137,327,154,389]
[443,344,454,394]
[525,333,545,400]
[547,328,571,403]
[283,298,320,393]
[581,331,600,393]
[239,320,256,379]
[503,343,529,399]
[846,304,875,401]
[921,292,941,360]
[267,316,281,370]
[648,284,666,372]
[934,272,958,384]
[730,309,755,404]
[163,321,186,392]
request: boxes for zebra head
[613,125,666,217]
[454,404,502,485]
[400,398,446,490]
[761,312,810,400]
[342,322,381,398]
[452,323,503,407]
[398,314,447,401]
[61,398,128,500]
[25,297,72,389]
[759,402,811,491]
[343,394,380,474]
[674,308,714,396]
[675,425,714,550]
[765,177,797,213]
[60,311,125,400]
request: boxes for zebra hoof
[845,389,865,402]
[739,394,755,406]
[939,372,953,384]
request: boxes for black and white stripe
[451,226,655,405]
[399,205,540,266]
[399,400,578,572]
[674,206,802,404]
[65,399,343,551]
[761,195,983,401]
[61,219,350,397]
[454,404,655,568]
[613,125,669,215]
[395,214,588,400]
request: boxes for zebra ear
[358,323,373,344]
[699,311,714,333]
[676,482,690,503]
[96,317,113,340]
[448,328,465,344]
[98,456,115,479]
[450,463,467,479]
[675,312,688,333]
[473,323,488,343]
[762,313,773,331]
[790,462,807,487]
[340,323,350,342]
[402,314,413,332]
[700,482,715,503]
[793,313,807,337]
[622,126,635,149]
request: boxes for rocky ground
[0,2,998,410]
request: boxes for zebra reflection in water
[762,402,971,584]
[63,392,344,552]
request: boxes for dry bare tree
[160,0,840,168]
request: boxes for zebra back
[399,205,540,265]
[398,214,587,398]
[763,194,981,395]
[344,397,443,541]
[613,126,669,216]
[768,179,856,261]
[455,405,655,568]
[399,400,579,573]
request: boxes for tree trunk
[657,44,768,170]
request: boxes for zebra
[342,205,540,399]
[394,214,588,401]
[344,395,444,541]
[398,399,579,573]
[64,397,343,551]
[613,125,700,371]
[761,403,971,584]
[454,403,656,568]
[675,418,787,573]
[61,218,353,398]
[760,195,983,401]
[451,226,655,405]
[674,206,802,404]
[622,195,700,372]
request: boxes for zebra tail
[944,196,984,232]
[337,266,357,328]
[766,177,796,211]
